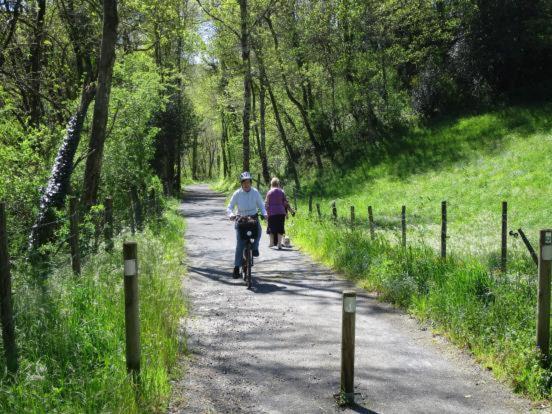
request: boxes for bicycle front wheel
[246,247,252,289]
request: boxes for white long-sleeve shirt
[226,187,267,217]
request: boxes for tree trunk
[175,36,183,195]
[82,0,119,208]
[258,69,270,184]
[220,112,229,178]
[0,0,22,70]
[28,0,46,126]
[265,16,323,171]
[239,0,252,172]
[261,61,300,189]
[191,134,198,180]
[252,82,262,161]
[29,83,96,253]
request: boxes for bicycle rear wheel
[246,247,252,289]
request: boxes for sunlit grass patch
[289,104,552,399]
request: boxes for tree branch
[195,0,240,38]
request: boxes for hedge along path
[169,184,530,414]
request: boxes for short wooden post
[104,197,114,252]
[332,201,337,223]
[308,194,313,215]
[341,290,356,404]
[368,206,375,240]
[0,203,18,374]
[124,242,141,378]
[92,205,102,252]
[401,205,406,247]
[69,197,81,275]
[316,203,321,220]
[441,201,447,259]
[350,206,355,229]
[518,228,538,265]
[149,188,156,217]
[537,230,552,361]
[501,201,507,273]
[129,193,136,235]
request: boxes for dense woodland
[1,0,552,256]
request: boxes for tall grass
[287,104,552,399]
[289,218,551,398]
[0,202,186,412]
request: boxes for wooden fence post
[341,290,356,404]
[332,201,337,223]
[401,205,406,247]
[308,194,313,215]
[130,186,143,231]
[69,197,81,275]
[0,203,18,374]
[92,205,102,253]
[148,188,155,218]
[368,206,375,240]
[441,201,447,259]
[129,193,136,235]
[537,230,552,361]
[501,201,507,273]
[124,241,141,379]
[316,203,321,220]
[350,206,355,229]
[518,228,538,265]
[104,197,114,252]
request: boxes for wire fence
[283,189,540,273]
[1,189,164,274]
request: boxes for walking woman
[265,177,291,249]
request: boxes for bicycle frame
[235,214,259,289]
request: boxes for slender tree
[82,0,119,208]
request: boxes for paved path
[168,184,532,414]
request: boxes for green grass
[0,201,186,413]
[288,104,552,399]
[303,104,552,257]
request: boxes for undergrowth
[0,201,186,413]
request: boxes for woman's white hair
[271,177,280,188]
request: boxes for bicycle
[234,215,260,289]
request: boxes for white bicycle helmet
[240,171,252,182]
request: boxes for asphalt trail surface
[168,184,532,414]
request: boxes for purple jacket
[265,188,287,216]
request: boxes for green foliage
[0,203,186,413]
[301,104,552,256]
[289,104,552,399]
[96,53,166,203]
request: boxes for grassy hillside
[302,105,552,258]
[288,104,552,399]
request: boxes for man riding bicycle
[227,172,267,278]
